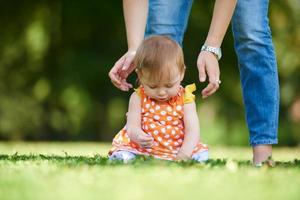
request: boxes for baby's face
[140,73,183,102]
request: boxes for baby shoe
[192,150,209,162]
[109,151,136,163]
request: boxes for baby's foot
[192,150,209,163]
[253,145,273,165]
[109,151,136,163]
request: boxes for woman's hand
[109,50,137,91]
[197,51,221,98]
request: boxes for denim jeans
[145,0,193,46]
[145,0,279,146]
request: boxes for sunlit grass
[0,142,300,200]
[1,142,299,161]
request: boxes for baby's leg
[192,150,209,163]
[109,150,136,163]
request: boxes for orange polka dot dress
[109,84,208,161]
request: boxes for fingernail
[200,78,205,82]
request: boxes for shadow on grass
[1,153,300,169]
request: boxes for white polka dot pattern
[109,85,208,161]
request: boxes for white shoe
[109,151,136,163]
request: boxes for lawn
[0,142,300,200]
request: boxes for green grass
[0,142,300,200]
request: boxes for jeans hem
[250,139,278,146]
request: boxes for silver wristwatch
[201,45,222,60]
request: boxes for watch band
[201,45,222,60]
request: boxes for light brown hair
[134,35,186,84]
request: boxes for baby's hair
[134,35,186,84]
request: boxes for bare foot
[252,145,273,165]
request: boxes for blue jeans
[145,0,279,146]
[145,0,193,46]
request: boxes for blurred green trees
[0,1,299,146]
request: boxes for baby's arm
[126,92,153,148]
[177,102,200,160]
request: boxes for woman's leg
[145,0,193,46]
[231,0,279,164]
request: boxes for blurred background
[0,0,299,146]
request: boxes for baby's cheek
[173,87,181,96]
[169,90,178,98]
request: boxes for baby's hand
[175,151,192,161]
[127,128,154,148]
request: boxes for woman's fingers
[198,51,221,98]
[109,56,126,89]
[202,83,219,98]
[109,51,136,91]
[202,83,215,98]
